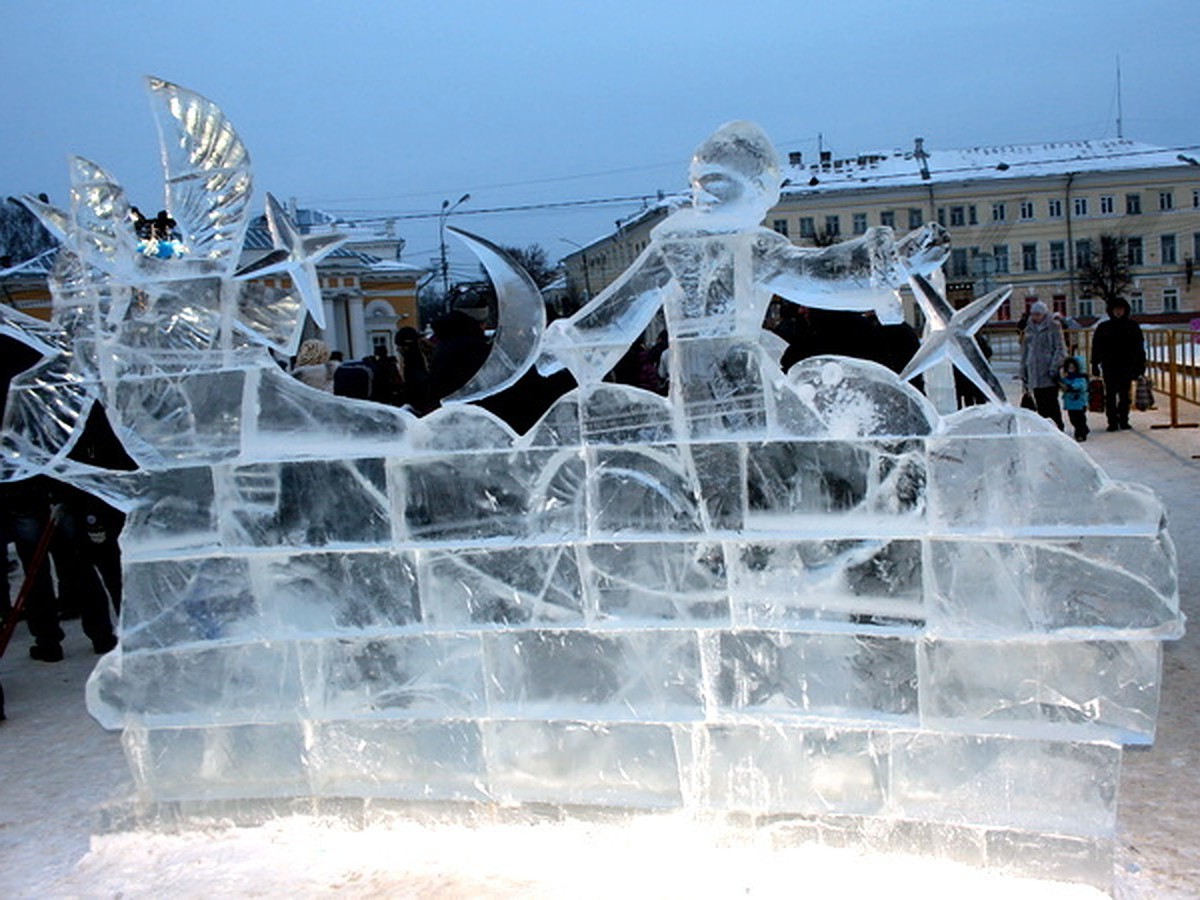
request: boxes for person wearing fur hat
[1091,298,1145,431]
[1020,300,1066,429]
[292,338,337,393]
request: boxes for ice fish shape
[1,87,1183,891]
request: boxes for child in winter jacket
[1061,356,1090,442]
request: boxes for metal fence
[1140,327,1200,427]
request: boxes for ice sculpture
[0,85,1183,889]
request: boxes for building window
[1194,232,1200,261]
[1130,292,1144,314]
[1022,243,1038,271]
[968,205,978,225]
[1047,198,1063,218]
[880,210,896,228]
[852,212,868,235]
[937,207,946,226]
[1126,193,1141,214]
[1077,298,1093,318]
[993,244,1010,273]
[1100,195,1115,214]
[908,209,923,230]
[1075,238,1093,267]
[1019,200,1034,220]
[1161,234,1177,264]
[950,248,969,277]
[1159,191,1174,211]
[825,215,840,237]
[1127,237,1143,266]
[772,219,789,236]
[1074,197,1088,217]
[1052,294,1068,316]
[1049,241,1066,270]
[799,217,815,237]
[1163,288,1179,312]
[992,202,1007,222]
[1194,189,1200,208]
[997,299,1012,321]
[949,206,965,227]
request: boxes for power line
[305,161,680,207]
[323,193,667,226]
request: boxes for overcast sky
[3,0,1198,280]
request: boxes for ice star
[233,192,346,328]
[900,273,1012,403]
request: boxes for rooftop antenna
[1116,56,1124,139]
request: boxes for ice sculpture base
[93,789,1118,892]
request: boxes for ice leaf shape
[147,76,253,272]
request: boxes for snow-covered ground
[2,394,1198,898]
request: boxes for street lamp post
[973,252,996,297]
[560,237,593,304]
[439,193,471,312]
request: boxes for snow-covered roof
[782,139,1199,196]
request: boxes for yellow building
[240,209,426,359]
[0,258,54,320]
[563,138,1200,325]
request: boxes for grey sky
[3,0,1198,281]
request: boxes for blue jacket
[1061,372,1089,411]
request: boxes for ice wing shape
[2,354,94,474]
[17,195,70,244]
[443,226,547,403]
[233,278,307,354]
[147,76,253,272]
[0,260,99,474]
[0,299,69,358]
[67,156,140,274]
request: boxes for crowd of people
[1019,297,1147,440]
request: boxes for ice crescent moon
[441,226,547,403]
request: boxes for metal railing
[1140,328,1200,428]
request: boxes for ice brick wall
[83,356,1180,871]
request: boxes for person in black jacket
[1090,298,1145,431]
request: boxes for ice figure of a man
[538,121,949,435]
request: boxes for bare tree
[807,227,840,248]
[499,243,558,289]
[0,196,56,264]
[1077,233,1132,308]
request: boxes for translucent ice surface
[1,88,1182,886]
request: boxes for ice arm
[759,227,897,322]
[759,225,949,324]
[536,247,673,383]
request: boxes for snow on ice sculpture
[0,85,1183,888]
